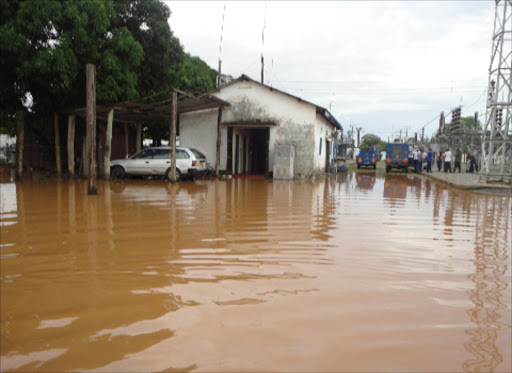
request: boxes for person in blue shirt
[426,148,433,173]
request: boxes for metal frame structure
[481,0,512,183]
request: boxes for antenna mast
[261,2,267,84]
[217,3,226,88]
[481,0,512,182]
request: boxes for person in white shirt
[412,149,418,172]
[444,149,453,173]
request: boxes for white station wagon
[110,146,208,181]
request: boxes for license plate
[200,161,205,167]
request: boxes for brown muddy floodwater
[0,172,511,372]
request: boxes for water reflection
[463,194,510,373]
[0,176,510,372]
[0,184,17,217]
[355,172,376,191]
[383,173,407,200]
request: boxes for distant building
[179,74,343,177]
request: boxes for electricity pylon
[481,0,512,183]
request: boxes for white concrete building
[179,75,343,177]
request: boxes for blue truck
[356,148,377,169]
[385,143,410,172]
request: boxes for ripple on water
[0,178,510,372]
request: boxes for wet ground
[1,172,511,372]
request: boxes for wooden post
[104,108,114,180]
[67,115,75,177]
[15,109,24,181]
[82,138,87,176]
[215,107,222,177]
[169,89,178,183]
[86,63,97,195]
[124,123,129,157]
[54,112,61,177]
[136,123,142,152]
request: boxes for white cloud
[166,0,495,139]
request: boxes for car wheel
[111,166,126,179]
[166,167,181,182]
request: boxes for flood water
[1,172,511,372]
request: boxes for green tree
[178,53,217,94]
[0,0,143,136]
[112,0,217,145]
[360,134,382,149]
[112,0,184,100]
[444,116,483,132]
[460,115,482,130]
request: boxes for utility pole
[356,127,362,147]
[481,0,512,182]
[439,111,445,135]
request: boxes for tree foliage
[0,0,218,142]
[1,0,143,118]
[360,134,382,149]
[178,53,217,94]
[445,115,482,132]
[112,0,184,100]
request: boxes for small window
[133,149,153,159]
[176,149,190,159]
[319,137,322,155]
[190,148,206,159]
[153,149,170,159]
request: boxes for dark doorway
[249,128,268,175]
[227,126,269,176]
[227,127,233,174]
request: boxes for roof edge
[203,74,342,131]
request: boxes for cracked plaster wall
[216,81,330,176]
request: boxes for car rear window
[189,148,206,159]
[391,146,404,155]
[176,149,190,159]
[360,150,372,156]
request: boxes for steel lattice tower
[481,0,512,183]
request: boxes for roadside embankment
[425,170,511,195]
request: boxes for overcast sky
[165,1,494,141]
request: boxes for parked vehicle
[385,143,410,172]
[110,146,207,181]
[357,148,377,169]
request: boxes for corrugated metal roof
[60,94,230,123]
